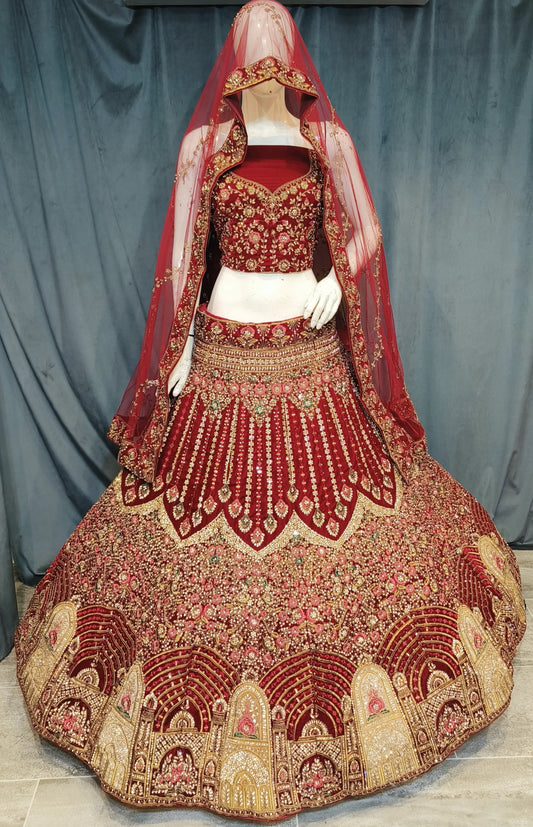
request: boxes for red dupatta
[108,0,426,483]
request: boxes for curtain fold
[1,0,531,658]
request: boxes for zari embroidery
[123,311,399,555]
[16,473,524,819]
[16,313,526,821]
[224,57,318,98]
[212,152,322,272]
[25,3,525,821]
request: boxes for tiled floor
[1,553,532,827]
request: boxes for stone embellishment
[212,153,322,273]
[124,310,399,556]
[15,316,525,821]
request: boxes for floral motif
[366,686,387,718]
[296,755,341,801]
[235,702,257,738]
[48,700,88,747]
[212,152,321,273]
[152,749,198,796]
[46,628,58,649]
[436,701,471,748]
[473,631,484,650]
[117,693,132,717]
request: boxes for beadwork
[15,311,525,820]
[212,151,322,273]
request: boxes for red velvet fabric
[108,0,426,484]
[212,149,321,272]
[236,145,310,189]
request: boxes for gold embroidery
[224,57,317,98]
[212,152,322,273]
[15,452,525,818]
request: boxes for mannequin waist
[207,266,317,324]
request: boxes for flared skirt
[15,308,526,820]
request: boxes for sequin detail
[212,153,322,272]
[121,309,398,555]
[15,312,525,820]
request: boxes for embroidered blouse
[211,145,322,273]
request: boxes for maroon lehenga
[15,1,525,821]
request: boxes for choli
[211,145,322,273]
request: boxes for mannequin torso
[169,80,342,395]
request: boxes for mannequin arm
[167,293,200,397]
[325,125,381,274]
[302,268,342,329]
[168,335,193,397]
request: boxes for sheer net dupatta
[108,0,426,483]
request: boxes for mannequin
[15,2,525,821]
[168,78,342,398]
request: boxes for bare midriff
[207,266,317,323]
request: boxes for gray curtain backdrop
[1,0,531,658]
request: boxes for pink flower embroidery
[236,710,256,737]
[120,694,131,713]
[367,688,386,716]
[62,713,75,731]
[311,772,324,789]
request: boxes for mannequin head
[241,78,299,127]
[232,0,296,67]
[247,78,283,98]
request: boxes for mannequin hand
[302,269,342,329]
[168,336,194,397]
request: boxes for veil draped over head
[108,0,426,482]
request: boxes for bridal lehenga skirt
[15,308,525,820]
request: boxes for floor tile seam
[0,775,95,782]
[21,778,38,827]
[446,752,533,764]
[38,774,95,782]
